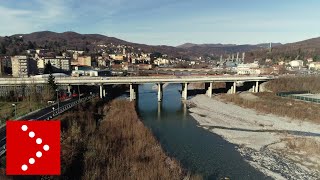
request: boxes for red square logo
[6,120,60,175]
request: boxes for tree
[27,41,35,49]
[0,43,6,54]
[47,73,57,100]
[44,61,53,74]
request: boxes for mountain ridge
[1,31,320,62]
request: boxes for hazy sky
[1,0,320,46]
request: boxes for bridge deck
[0,75,274,85]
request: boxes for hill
[246,37,320,62]
[0,31,275,59]
[1,31,320,62]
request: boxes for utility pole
[12,104,17,118]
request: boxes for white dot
[21,125,28,131]
[36,151,42,158]
[36,138,42,144]
[21,164,28,171]
[29,131,35,138]
[43,145,49,151]
[29,158,35,164]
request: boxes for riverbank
[60,99,187,179]
[1,98,190,179]
[188,94,320,179]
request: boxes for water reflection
[137,83,269,179]
[157,101,162,121]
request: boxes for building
[11,56,30,77]
[39,56,71,72]
[236,62,260,75]
[154,58,170,66]
[308,62,320,70]
[72,56,92,66]
[0,59,2,76]
[109,54,124,61]
[289,60,304,68]
[0,56,12,75]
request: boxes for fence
[37,94,96,120]
[277,91,320,104]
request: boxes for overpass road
[0,75,274,85]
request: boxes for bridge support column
[130,84,138,101]
[252,85,256,93]
[99,85,103,99]
[233,82,237,94]
[67,85,71,94]
[157,83,163,102]
[255,81,259,93]
[181,83,188,100]
[205,82,213,98]
[103,88,106,97]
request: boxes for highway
[0,95,95,156]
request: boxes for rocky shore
[188,95,320,179]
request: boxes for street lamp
[12,104,17,118]
[56,89,59,114]
[52,107,55,116]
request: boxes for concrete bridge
[0,75,274,101]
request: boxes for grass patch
[220,92,320,124]
[0,100,46,124]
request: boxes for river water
[136,84,270,180]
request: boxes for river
[136,83,270,180]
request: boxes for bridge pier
[233,82,237,94]
[157,83,163,102]
[99,85,104,98]
[103,88,106,97]
[205,82,213,98]
[67,85,71,94]
[255,81,259,93]
[228,82,237,94]
[130,84,138,101]
[181,83,188,100]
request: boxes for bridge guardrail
[277,91,320,104]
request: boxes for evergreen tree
[44,61,53,74]
[47,73,57,100]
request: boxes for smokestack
[236,52,239,62]
[242,52,245,62]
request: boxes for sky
[1,0,320,46]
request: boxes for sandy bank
[188,95,320,179]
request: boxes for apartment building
[11,56,29,77]
[38,56,71,72]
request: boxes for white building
[236,62,260,75]
[308,62,320,70]
[154,58,170,66]
[38,56,71,72]
[289,60,304,68]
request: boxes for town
[1,0,320,179]
[1,39,320,79]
